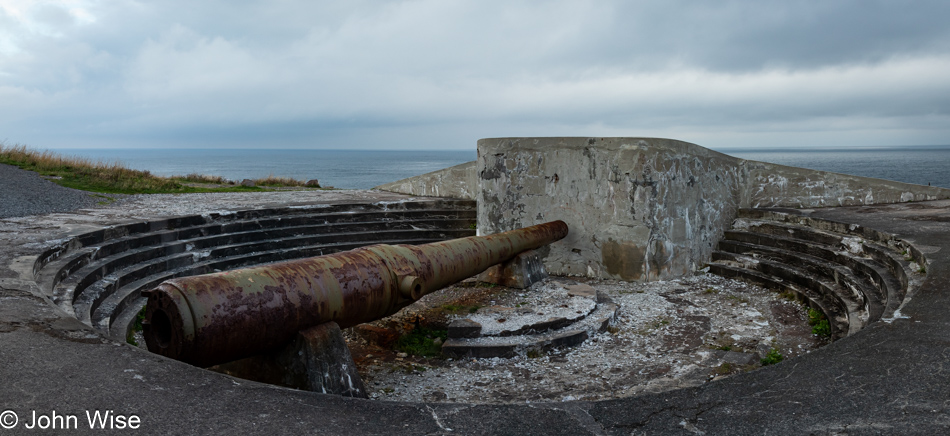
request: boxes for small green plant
[441,304,465,313]
[726,295,750,304]
[526,349,542,359]
[650,318,670,329]
[126,306,147,346]
[468,223,477,230]
[715,362,734,375]
[761,348,784,366]
[715,345,732,351]
[703,288,718,294]
[919,264,927,274]
[395,326,448,357]
[808,308,831,337]
[778,290,797,301]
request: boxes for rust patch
[601,239,645,280]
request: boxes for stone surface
[447,318,482,339]
[375,161,477,200]
[477,249,548,288]
[5,187,950,433]
[210,322,368,398]
[478,137,748,281]
[476,137,950,282]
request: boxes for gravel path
[0,163,100,218]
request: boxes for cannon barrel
[142,220,568,367]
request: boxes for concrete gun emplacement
[141,220,569,367]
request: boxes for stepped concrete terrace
[4,189,950,433]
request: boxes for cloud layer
[2,0,949,149]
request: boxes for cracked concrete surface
[353,274,821,404]
[2,194,950,434]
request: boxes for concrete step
[706,263,845,339]
[715,239,881,322]
[100,236,450,338]
[709,209,922,340]
[77,229,468,326]
[712,251,858,336]
[37,208,474,294]
[30,200,477,340]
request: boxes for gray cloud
[1,0,949,150]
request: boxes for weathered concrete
[4,199,950,434]
[742,159,950,208]
[477,249,548,289]
[476,137,950,282]
[210,322,368,397]
[478,137,746,281]
[375,161,477,200]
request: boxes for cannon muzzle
[142,220,568,366]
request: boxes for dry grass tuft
[0,143,314,194]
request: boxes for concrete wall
[379,136,950,282]
[478,137,950,282]
[741,160,950,208]
[478,137,745,280]
[374,161,477,200]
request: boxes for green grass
[0,143,315,194]
[808,308,831,337]
[395,326,448,358]
[761,348,784,366]
[126,306,147,346]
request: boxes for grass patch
[440,303,481,314]
[126,306,147,346]
[778,290,798,301]
[395,326,448,358]
[91,194,116,205]
[726,295,750,304]
[253,175,308,187]
[176,173,232,185]
[0,143,313,194]
[808,308,831,337]
[761,348,784,366]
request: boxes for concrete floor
[2,194,950,434]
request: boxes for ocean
[718,145,950,189]
[52,149,476,190]
[53,145,950,190]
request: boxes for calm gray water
[717,145,950,189]
[53,146,950,190]
[54,149,476,190]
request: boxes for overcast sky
[2,0,949,150]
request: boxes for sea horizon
[44,144,950,190]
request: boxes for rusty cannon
[142,220,568,367]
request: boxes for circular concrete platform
[2,193,950,434]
